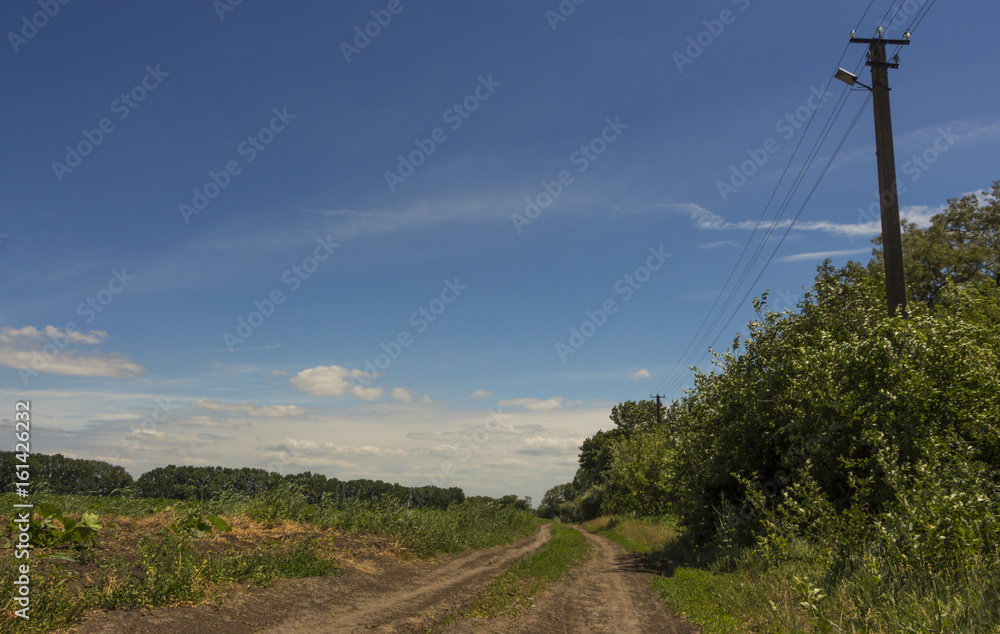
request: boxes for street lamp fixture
[834,67,871,90]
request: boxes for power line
[656,0,941,399]
[655,60,865,397]
[702,97,872,350]
[660,92,867,399]
[654,74,856,397]
[654,1,901,399]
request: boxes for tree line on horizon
[0,452,507,511]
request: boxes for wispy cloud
[670,203,936,238]
[191,398,305,417]
[517,436,583,455]
[469,389,493,399]
[778,248,871,263]
[497,397,564,411]
[827,117,1000,172]
[700,240,740,249]
[264,438,408,457]
[0,326,143,378]
[629,369,650,380]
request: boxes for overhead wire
[653,0,900,399]
[655,56,868,397]
[659,87,866,399]
[656,0,938,400]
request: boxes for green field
[0,486,537,633]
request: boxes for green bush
[669,263,1000,540]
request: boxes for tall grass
[0,486,538,632]
[193,483,538,556]
[585,514,1000,633]
[4,482,537,557]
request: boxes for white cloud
[469,389,493,399]
[265,438,407,457]
[497,397,564,411]
[191,398,305,417]
[518,437,584,455]
[351,385,384,401]
[307,194,523,241]
[670,202,936,238]
[0,326,143,378]
[629,369,650,380]
[0,326,108,345]
[176,415,251,429]
[421,394,432,403]
[290,365,383,400]
[700,240,739,249]
[827,118,1000,172]
[391,387,414,402]
[778,248,871,263]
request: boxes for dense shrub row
[541,181,1000,629]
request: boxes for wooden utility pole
[653,394,663,426]
[850,31,910,317]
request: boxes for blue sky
[2,0,998,503]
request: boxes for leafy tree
[669,261,1000,538]
[601,431,676,517]
[578,399,661,486]
[872,179,999,306]
[609,399,660,433]
[538,483,575,518]
[546,399,664,521]
[0,453,133,496]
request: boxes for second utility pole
[851,31,909,317]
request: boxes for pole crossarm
[850,37,910,46]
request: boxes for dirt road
[66,525,695,633]
[449,526,696,634]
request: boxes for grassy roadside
[434,521,590,630]
[582,515,1000,633]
